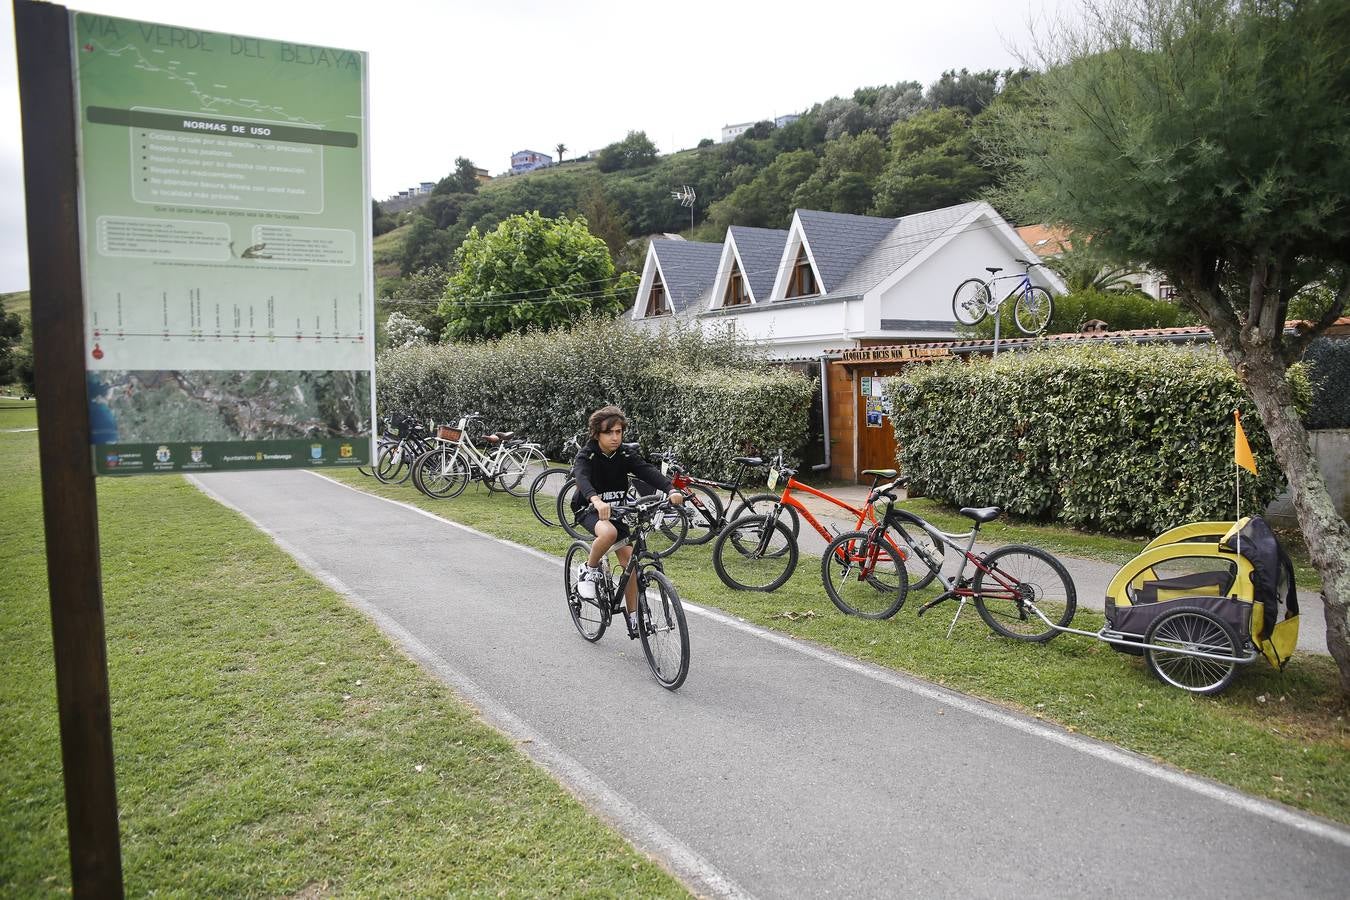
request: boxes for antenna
[670,184,696,233]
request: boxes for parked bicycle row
[357,410,1295,698]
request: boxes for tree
[1044,244,1150,296]
[0,309,24,386]
[434,156,480,195]
[789,131,886,215]
[438,212,624,340]
[706,149,819,230]
[399,216,457,274]
[595,130,660,172]
[924,68,1009,116]
[872,108,993,216]
[555,142,567,163]
[384,264,450,340]
[982,0,1350,693]
[576,177,630,260]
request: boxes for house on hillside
[632,201,1064,358]
[510,150,553,174]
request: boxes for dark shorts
[575,508,631,547]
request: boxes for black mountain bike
[650,449,800,546]
[563,496,691,690]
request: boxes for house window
[645,277,670,317]
[723,259,750,307]
[785,244,818,299]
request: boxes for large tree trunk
[1232,341,1350,696]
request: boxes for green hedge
[885,343,1307,535]
[376,317,814,480]
[1304,337,1350,430]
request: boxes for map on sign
[73,12,374,474]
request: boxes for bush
[376,317,813,479]
[964,288,1196,338]
[885,343,1308,535]
[1303,337,1350,430]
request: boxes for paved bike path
[192,471,1350,899]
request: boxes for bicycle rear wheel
[564,542,607,642]
[972,545,1076,642]
[1014,285,1054,334]
[412,448,471,499]
[529,467,570,527]
[952,278,991,326]
[712,515,798,592]
[638,569,690,690]
[822,530,909,619]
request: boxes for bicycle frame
[775,474,877,541]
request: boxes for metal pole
[992,302,1001,357]
[13,1,125,895]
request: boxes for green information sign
[72,12,374,475]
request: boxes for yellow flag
[1234,410,1257,475]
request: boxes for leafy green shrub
[964,288,1197,338]
[377,317,813,479]
[885,343,1308,535]
[1303,337,1350,430]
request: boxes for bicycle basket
[437,425,462,442]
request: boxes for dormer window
[645,276,671,317]
[784,244,818,299]
[723,258,750,307]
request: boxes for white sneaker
[576,564,602,600]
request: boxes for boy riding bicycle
[572,405,683,634]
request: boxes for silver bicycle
[952,258,1054,335]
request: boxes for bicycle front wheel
[678,484,724,546]
[564,542,608,642]
[1014,285,1054,334]
[972,545,1076,642]
[712,515,798,592]
[647,505,689,558]
[529,467,570,527]
[822,530,909,619]
[730,493,801,541]
[413,448,471,499]
[555,478,589,540]
[952,278,991,326]
[374,444,412,485]
[638,569,690,690]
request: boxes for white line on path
[189,473,752,900]
[301,471,1350,851]
[1,427,37,432]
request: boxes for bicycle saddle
[959,506,1001,523]
[985,267,1003,275]
[862,468,897,480]
[733,456,763,466]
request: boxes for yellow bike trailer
[1099,516,1300,695]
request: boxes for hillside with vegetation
[374,69,1031,340]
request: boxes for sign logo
[190,446,204,463]
[106,454,119,467]
[155,445,171,463]
[310,443,323,460]
[339,443,353,459]
[256,452,264,461]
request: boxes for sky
[0,0,1075,294]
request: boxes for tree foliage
[434,157,480,195]
[595,131,660,173]
[790,132,886,215]
[980,0,1350,692]
[438,213,624,341]
[872,108,993,216]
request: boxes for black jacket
[570,440,672,513]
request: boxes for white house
[631,201,1066,358]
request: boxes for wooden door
[856,370,899,481]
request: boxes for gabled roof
[650,239,723,314]
[795,210,899,293]
[830,202,983,297]
[726,226,789,302]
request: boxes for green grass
[328,467,1350,825]
[0,430,687,897]
[1,290,30,318]
[0,399,37,430]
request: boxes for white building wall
[876,221,1056,326]
[705,298,864,358]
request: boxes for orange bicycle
[710,452,919,593]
